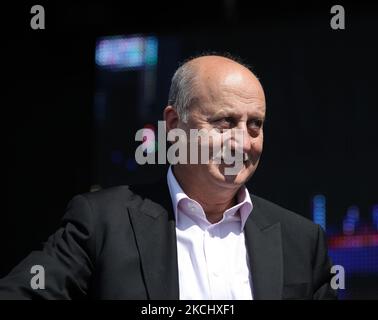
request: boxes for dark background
[3,1,378,299]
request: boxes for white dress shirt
[167,166,254,300]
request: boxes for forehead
[194,73,266,118]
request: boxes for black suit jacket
[0,180,337,299]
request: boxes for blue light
[313,194,326,230]
[145,37,158,66]
[329,246,378,274]
[343,206,360,235]
[346,206,360,222]
[95,35,158,70]
[373,204,378,230]
[342,219,355,235]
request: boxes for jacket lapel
[127,181,180,300]
[127,179,284,300]
[245,197,284,299]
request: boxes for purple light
[346,205,360,222]
[95,35,158,70]
[373,204,378,230]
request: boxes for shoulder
[64,186,142,222]
[69,181,171,219]
[79,185,136,206]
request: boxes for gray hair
[167,62,198,123]
[167,53,253,123]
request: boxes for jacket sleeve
[312,224,338,299]
[0,195,96,299]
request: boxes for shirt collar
[166,166,253,231]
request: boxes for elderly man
[0,55,337,300]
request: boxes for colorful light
[343,206,360,235]
[95,35,158,70]
[313,194,326,230]
[373,204,378,230]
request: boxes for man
[0,54,337,299]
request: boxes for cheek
[253,141,263,154]
[252,135,264,153]
[249,139,263,165]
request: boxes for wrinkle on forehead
[220,82,265,103]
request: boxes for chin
[211,162,255,187]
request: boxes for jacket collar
[127,179,283,300]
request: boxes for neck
[172,165,239,223]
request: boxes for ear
[164,106,179,131]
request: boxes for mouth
[213,152,251,167]
[221,156,251,169]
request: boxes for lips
[213,152,251,167]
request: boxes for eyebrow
[208,109,266,121]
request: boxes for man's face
[178,70,266,189]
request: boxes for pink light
[328,234,378,249]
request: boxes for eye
[223,117,236,125]
[214,117,235,127]
[248,119,263,130]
